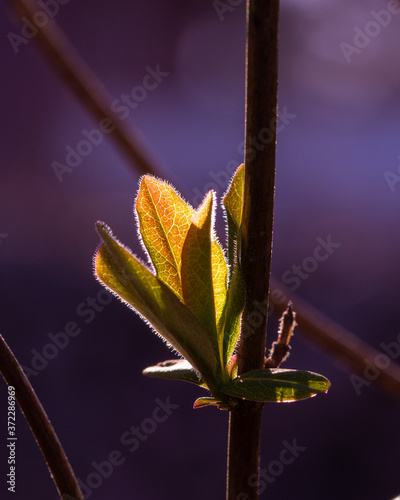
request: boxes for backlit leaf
[211,237,228,334]
[221,368,331,403]
[193,396,237,410]
[223,163,244,270]
[181,191,228,364]
[143,359,205,386]
[136,176,194,300]
[94,222,221,390]
[219,265,244,365]
[220,164,245,363]
[193,397,220,409]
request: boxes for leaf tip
[222,163,244,202]
[137,174,156,195]
[95,220,111,239]
[195,189,215,214]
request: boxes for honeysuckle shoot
[94,165,330,409]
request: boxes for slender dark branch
[227,1,280,499]
[238,0,279,375]
[9,0,164,179]
[269,277,400,401]
[0,334,83,500]
[227,404,263,500]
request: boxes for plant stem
[227,1,280,499]
[0,334,83,500]
[239,0,279,375]
[9,0,164,179]
[227,403,263,499]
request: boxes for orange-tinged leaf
[193,397,220,409]
[136,176,194,300]
[181,191,228,364]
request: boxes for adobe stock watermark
[236,438,307,499]
[350,332,400,395]
[339,1,400,63]
[74,397,180,499]
[213,0,244,22]
[52,64,170,183]
[241,235,341,341]
[280,235,341,292]
[384,154,400,192]
[192,105,296,206]
[21,289,113,378]
[7,0,72,55]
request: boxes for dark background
[1,0,400,498]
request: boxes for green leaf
[181,191,228,365]
[221,368,331,403]
[193,396,238,410]
[223,163,244,270]
[136,176,194,301]
[220,164,245,364]
[142,359,205,387]
[94,222,221,390]
[219,265,244,366]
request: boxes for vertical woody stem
[227,1,279,499]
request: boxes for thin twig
[265,302,295,368]
[269,277,400,401]
[9,0,164,179]
[227,1,280,499]
[0,334,83,500]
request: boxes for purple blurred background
[1,0,400,498]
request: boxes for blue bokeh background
[1,0,400,498]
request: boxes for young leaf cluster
[94,165,330,409]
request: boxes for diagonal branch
[0,334,83,500]
[9,0,164,179]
